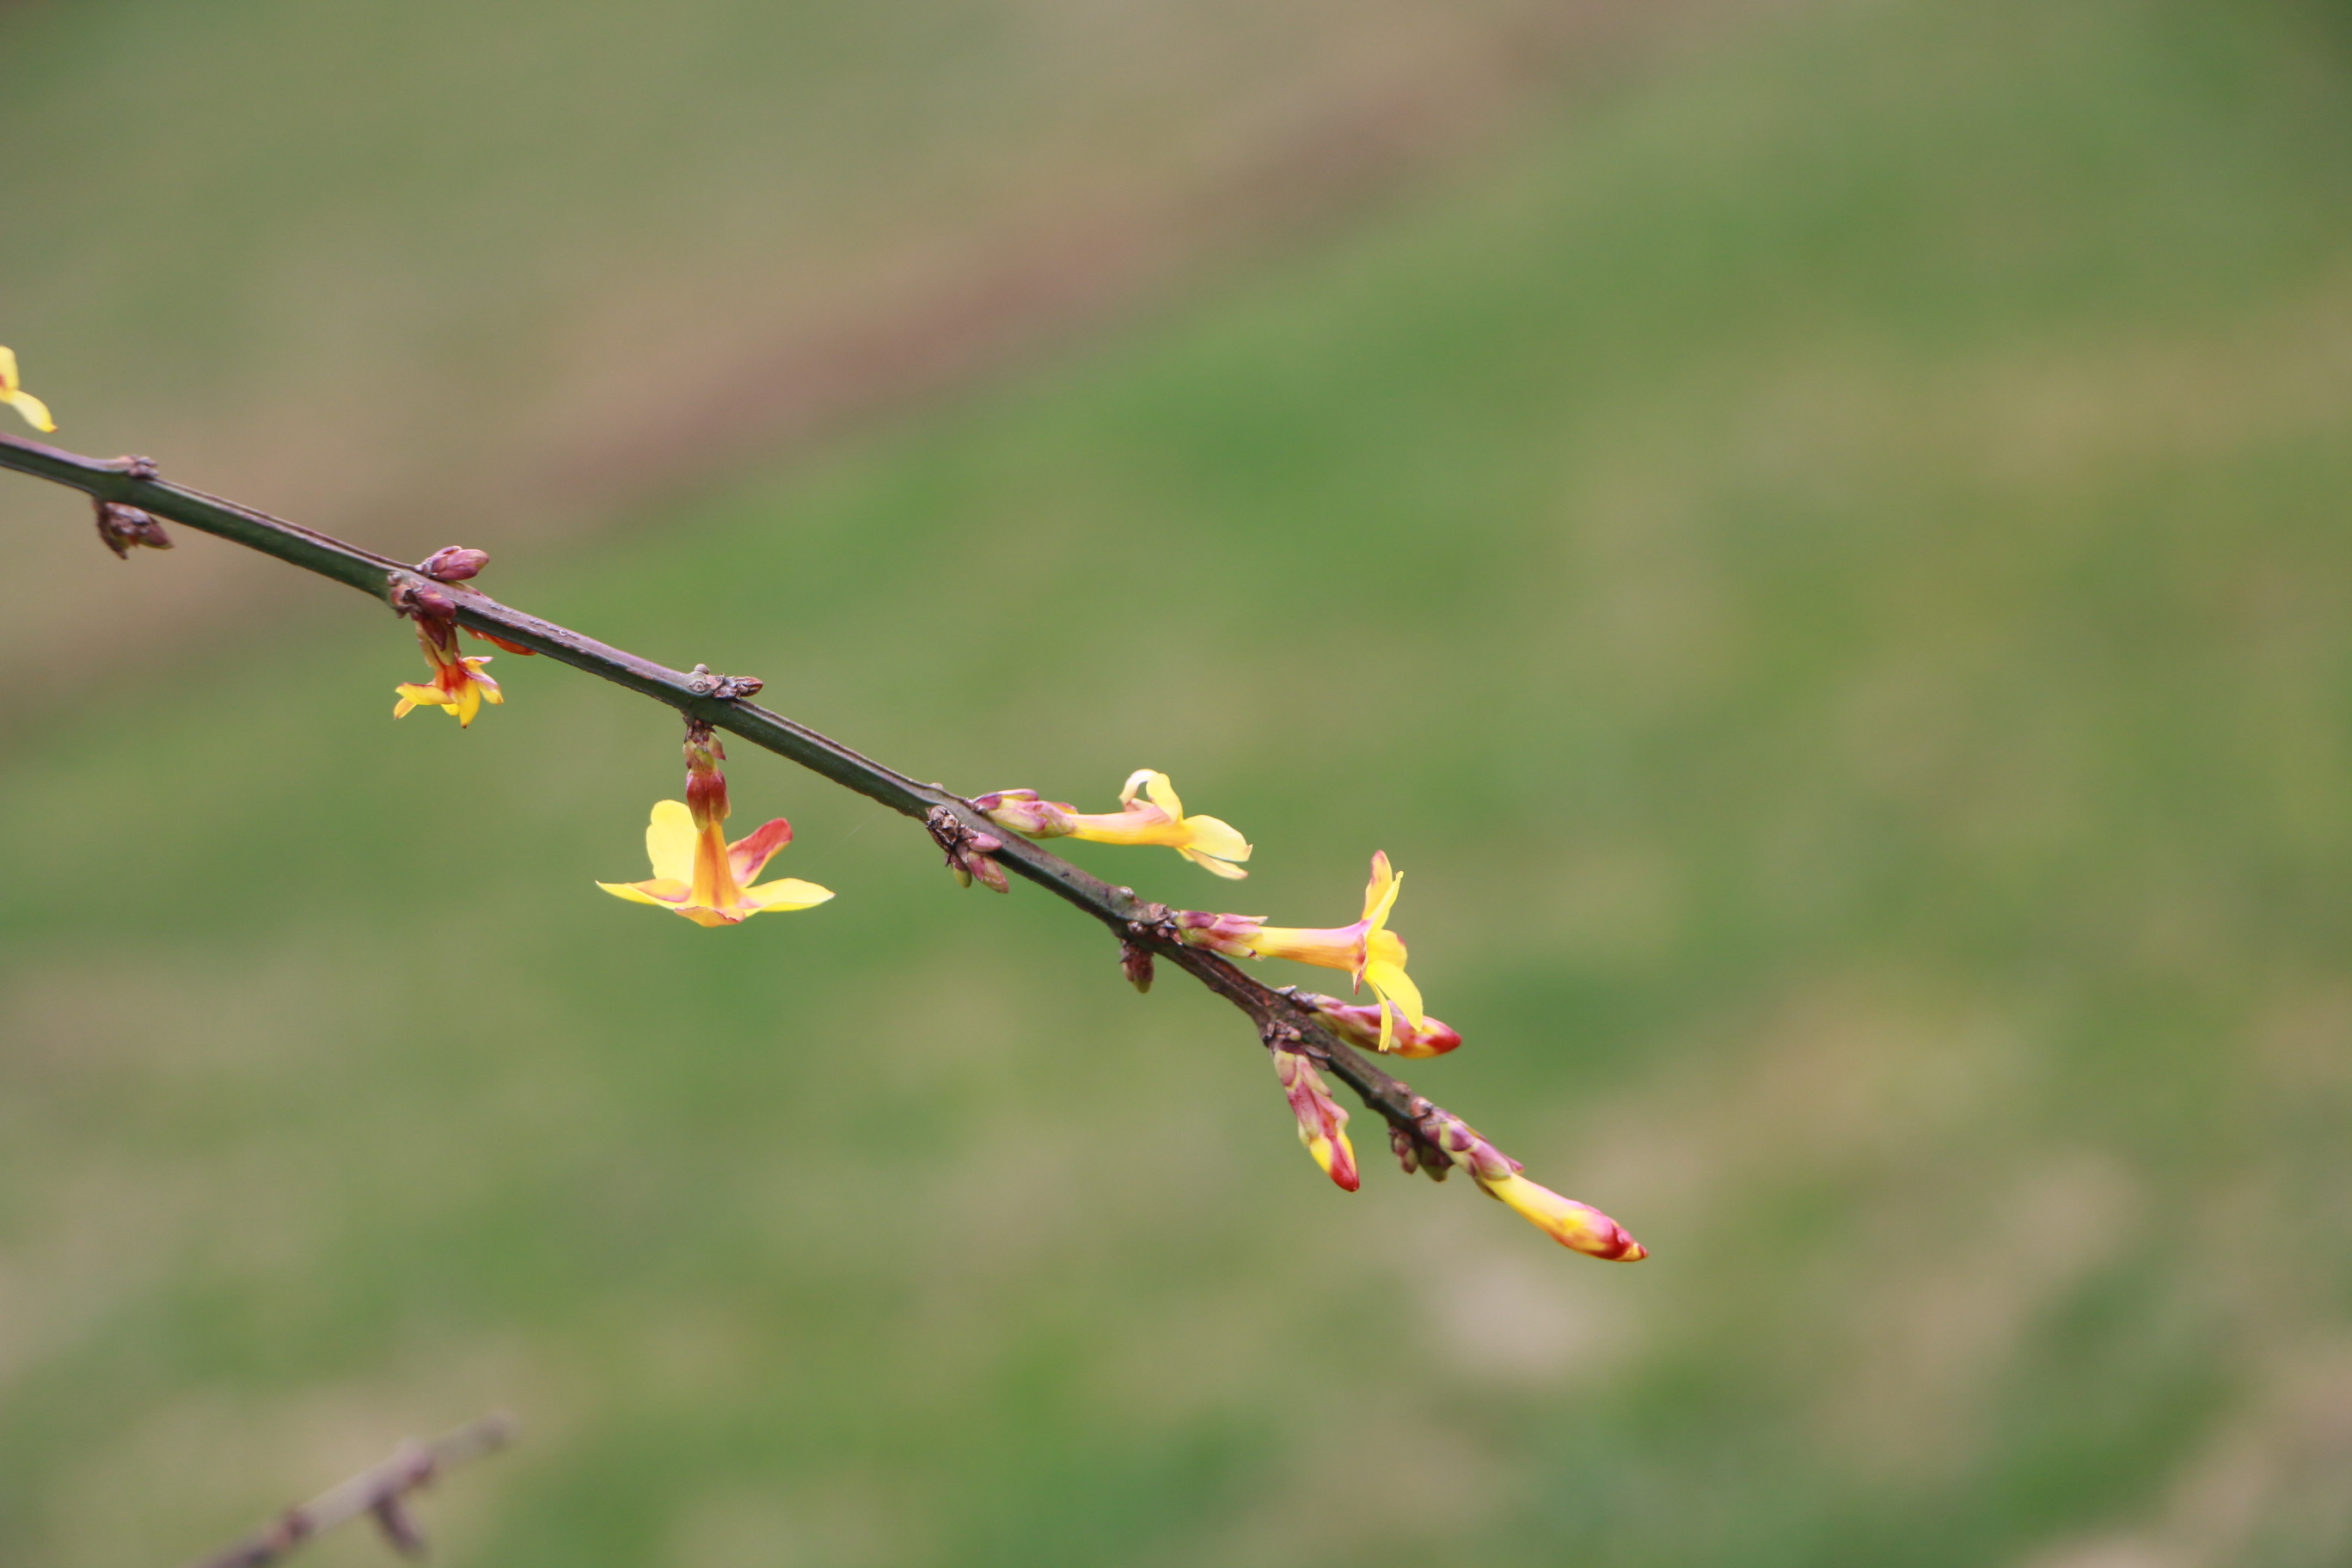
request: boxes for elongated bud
[1275,1049,1358,1191]
[1120,939,1155,993]
[1302,993,1462,1057]
[419,546,490,582]
[1482,1174,1647,1261]
[972,789,1077,837]
[683,720,730,830]
[1172,909,1264,959]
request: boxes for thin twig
[0,434,1447,1148]
[183,1412,518,1568]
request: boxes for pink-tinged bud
[1173,910,1265,960]
[972,790,1077,837]
[419,546,490,582]
[1120,940,1155,994]
[1274,1049,1358,1191]
[1480,1173,1647,1261]
[1302,994,1462,1057]
[925,805,1010,893]
[1422,1108,1518,1184]
[965,848,1011,894]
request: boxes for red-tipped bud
[420,546,491,582]
[1302,994,1462,1057]
[1275,1049,1358,1191]
[1172,910,1265,959]
[1418,1107,1645,1260]
[972,789,1078,837]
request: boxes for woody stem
[0,432,1437,1141]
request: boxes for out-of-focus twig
[182,1412,518,1568]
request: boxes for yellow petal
[393,695,418,718]
[3,389,56,433]
[1179,813,1250,865]
[1365,958,1424,1027]
[645,799,697,883]
[1142,770,1183,818]
[1360,855,1400,929]
[598,878,683,906]
[678,904,738,928]
[744,877,836,913]
[1179,846,1250,879]
[1118,769,1159,809]
[0,346,16,395]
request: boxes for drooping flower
[389,581,503,727]
[1173,852,1423,1049]
[597,721,832,928]
[973,769,1251,879]
[1,346,56,432]
[1418,1107,1646,1261]
[1274,1048,1358,1191]
[1300,992,1461,1059]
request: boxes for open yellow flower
[1,346,56,432]
[1178,852,1422,1049]
[393,645,502,726]
[598,799,834,928]
[973,769,1251,879]
[598,720,832,928]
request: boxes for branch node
[112,453,159,481]
[685,662,765,701]
[926,805,1008,892]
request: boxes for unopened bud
[92,500,173,558]
[1172,909,1264,959]
[1302,994,1462,1057]
[419,546,490,582]
[1119,940,1155,993]
[972,789,1077,837]
[1275,1048,1359,1191]
[1482,1173,1647,1261]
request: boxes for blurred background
[4,0,2352,1562]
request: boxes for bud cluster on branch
[0,352,1644,1265]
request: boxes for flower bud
[1302,994,1462,1057]
[1482,1173,1648,1261]
[972,790,1077,837]
[419,546,490,582]
[1275,1049,1358,1191]
[92,500,173,558]
[1120,940,1155,994]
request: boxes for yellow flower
[973,769,1251,879]
[1178,852,1423,1049]
[598,720,832,928]
[393,645,502,726]
[597,799,834,928]
[0,346,56,432]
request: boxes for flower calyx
[597,716,833,926]
[974,769,1252,879]
[927,805,1009,894]
[92,498,173,558]
[1415,1106,1645,1262]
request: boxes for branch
[0,434,1503,1179]
[183,1412,517,1568]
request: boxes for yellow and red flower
[597,722,832,928]
[974,769,1251,879]
[1274,1048,1358,1191]
[389,581,504,727]
[1301,992,1461,1059]
[1,346,56,432]
[1174,852,1423,1049]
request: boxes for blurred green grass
[9,0,2352,1563]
